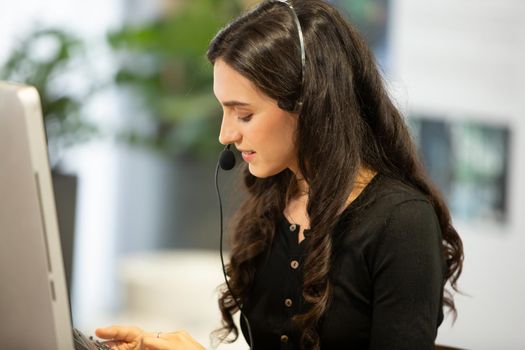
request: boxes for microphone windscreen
[219,148,236,170]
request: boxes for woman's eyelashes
[238,113,253,122]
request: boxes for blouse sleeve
[369,199,445,350]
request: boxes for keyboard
[73,328,113,350]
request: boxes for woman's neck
[291,167,376,199]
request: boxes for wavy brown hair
[207,1,463,349]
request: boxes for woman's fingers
[101,340,136,350]
[94,327,205,350]
[139,331,205,350]
[141,336,172,350]
[95,325,145,341]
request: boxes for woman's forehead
[213,59,273,107]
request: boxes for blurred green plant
[108,0,242,159]
[0,28,98,168]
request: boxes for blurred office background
[1,0,524,348]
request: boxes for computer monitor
[0,81,75,349]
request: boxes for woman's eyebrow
[222,100,251,107]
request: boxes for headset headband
[275,0,306,109]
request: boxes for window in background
[409,115,511,225]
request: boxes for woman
[96,0,463,349]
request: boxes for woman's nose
[218,116,241,145]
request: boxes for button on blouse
[290,260,299,269]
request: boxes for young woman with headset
[96,1,463,349]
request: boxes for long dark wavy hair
[207,1,463,349]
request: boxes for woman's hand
[95,325,205,350]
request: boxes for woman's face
[213,59,299,178]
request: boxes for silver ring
[156,332,161,338]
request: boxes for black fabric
[240,174,445,350]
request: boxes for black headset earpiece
[278,99,295,112]
[278,99,303,112]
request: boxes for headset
[276,0,306,112]
[215,1,305,349]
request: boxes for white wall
[391,0,525,348]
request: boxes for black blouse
[240,174,445,350]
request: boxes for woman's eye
[238,114,253,122]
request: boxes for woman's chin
[248,163,280,178]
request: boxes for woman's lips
[241,151,256,162]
